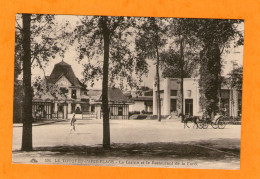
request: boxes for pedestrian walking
[70,113,76,133]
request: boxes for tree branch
[220,45,225,55]
[35,56,48,82]
[16,19,23,31]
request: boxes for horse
[183,115,199,129]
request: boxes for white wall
[147,106,153,112]
[129,101,146,112]
[95,104,102,119]
[153,78,201,116]
[183,78,200,116]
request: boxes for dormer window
[60,87,68,95]
[72,89,77,99]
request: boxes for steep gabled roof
[47,61,83,88]
[87,89,102,97]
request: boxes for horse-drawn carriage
[183,114,227,129]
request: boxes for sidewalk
[13,119,66,127]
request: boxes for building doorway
[170,99,177,112]
[57,103,68,119]
[185,99,193,116]
[221,98,230,116]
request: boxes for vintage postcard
[12,14,244,169]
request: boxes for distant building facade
[128,90,153,113]
[153,78,242,117]
[32,61,89,119]
[95,88,133,119]
[32,61,132,120]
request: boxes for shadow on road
[13,140,240,161]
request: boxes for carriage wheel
[211,122,218,129]
[202,122,208,129]
[218,119,226,129]
[197,121,204,129]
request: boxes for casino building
[32,61,89,119]
[153,78,242,117]
[32,61,132,120]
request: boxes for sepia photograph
[12,14,244,169]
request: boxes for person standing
[70,113,76,133]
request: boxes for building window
[58,105,63,112]
[118,106,123,116]
[60,87,68,94]
[238,99,242,116]
[71,89,77,99]
[91,105,95,112]
[170,99,177,112]
[170,90,177,96]
[185,99,193,116]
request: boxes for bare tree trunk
[218,78,222,114]
[180,37,184,122]
[101,16,110,149]
[21,14,33,151]
[218,48,222,114]
[152,17,162,122]
[156,45,161,122]
[230,86,234,117]
[215,43,221,119]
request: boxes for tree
[21,14,32,151]
[15,14,67,74]
[15,14,68,151]
[32,76,69,99]
[161,49,198,78]
[135,86,152,96]
[161,18,199,119]
[160,49,198,117]
[227,63,243,91]
[13,80,23,123]
[135,17,168,122]
[226,63,243,116]
[199,43,222,117]
[193,19,243,118]
[73,16,147,149]
[100,16,110,149]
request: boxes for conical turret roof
[48,61,82,87]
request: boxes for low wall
[68,113,97,120]
[68,114,83,120]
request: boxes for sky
[28,15,244,90]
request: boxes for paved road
[12,119,241,169]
